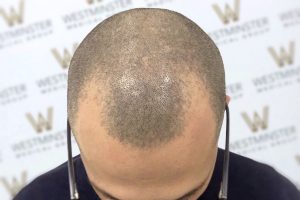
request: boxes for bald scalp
[67,8,225,149]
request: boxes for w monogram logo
[241,106,269,133]
[51,43,78,69]
[26,107,53,133]
[0,171,27,198]
[86,0,102,5]
[0,0,24,27]
[212,0,240,25]
[268,41,295,67]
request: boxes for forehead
[81,129,217,199]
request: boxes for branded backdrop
[0,0,299,199]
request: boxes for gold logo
[0,171,27,197]
[268,41,295,67]
[0,0,24,27]
[51,43,78,69]
[26,107,53,133]
[212,0,240,24]
[241,106,269,132]
[86,0,102,5]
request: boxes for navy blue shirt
[14,149,300,200]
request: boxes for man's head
[67,8,228,200]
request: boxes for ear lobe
[225,95,231,105]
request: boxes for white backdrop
[0,0,299,199]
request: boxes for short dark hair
[67,8,225,149]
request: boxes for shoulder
[227,150,300,200]
[13,157,76,200]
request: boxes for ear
[225,95,231,105]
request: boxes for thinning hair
[67,8,225,149]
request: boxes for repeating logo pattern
[0,0,299,199]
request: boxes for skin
[73,78,230,200]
